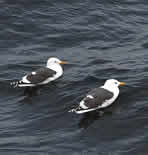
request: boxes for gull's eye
[115,82,118,84]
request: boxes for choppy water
[1,0,148,154]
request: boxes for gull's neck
[47,63,63,74]
[101,84,119,94]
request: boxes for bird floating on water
[69,79,125,114]
[11,57,66,88]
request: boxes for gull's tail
[10,80,36,88]
[10,80,23,88]
[69,106,97,114]
[68,108,77,113]
[68,106,84,114]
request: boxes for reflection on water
[23,86,42,97]
[1,0,148,154]
[79,110,113,129]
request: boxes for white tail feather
[68,108,77,113]
[68,106,82,114]
[10,80,23,88]
[10,80,37,87]
[68,106,98,114]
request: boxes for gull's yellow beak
[120,82,126,86]
[60,61,67,65]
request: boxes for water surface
[1,0,148,154]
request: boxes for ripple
[0,0,148,154]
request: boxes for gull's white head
[104,79,125,89]
[46,57,66,67]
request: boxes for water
[1,0,148,154]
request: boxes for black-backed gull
[11,57,66,88]
[69,79,125,114]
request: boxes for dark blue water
[1,0,148,154]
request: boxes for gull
[11,57,66,88]
[69,79,125,114]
